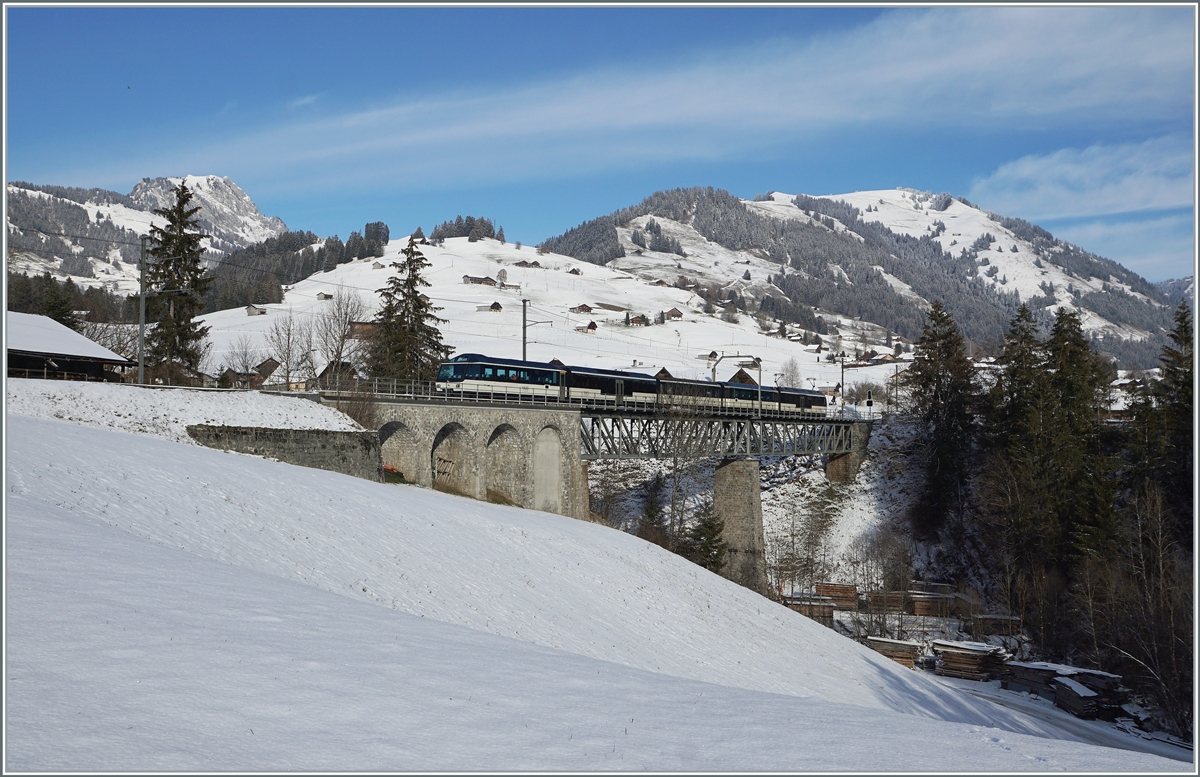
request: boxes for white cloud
[47,7,1196,195]
[967,137,1194,221]
[288,94,321,109]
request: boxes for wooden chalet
[6,311,134,381]
[316,292,334,300]
[574,321,598,334]
[664,307,683,320]
[568,267,581,275]
[462,275,497,286]
[245,304,268,316]
[570,303,594,314]
[728,368,758,386]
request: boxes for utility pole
[138,235,148,384]
[520,299,551,362]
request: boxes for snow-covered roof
[5,312,132,363]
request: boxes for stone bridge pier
[370,401,589,521]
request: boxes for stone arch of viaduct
[374,403,589,521]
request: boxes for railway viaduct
[320,392,872,596]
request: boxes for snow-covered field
[4,381,1188,770]
[5,378,360,444]
[198,234,904,396]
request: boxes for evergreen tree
[636,473,670,549]
[496,226,505,244]
[1127,301,1194,546]
[411,226,425,241]
[902,300,977,536]
[677,496,727,572]
[366,237,452,381]
[1046,308,1116,559]
[145,182,211,381]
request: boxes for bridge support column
[824,421,873,484]
[714,458,768,596]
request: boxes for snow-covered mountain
[542,187,1179,366]
[6,175,287,294]
[1155,276,1195,307]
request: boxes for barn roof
[5,312,132,364]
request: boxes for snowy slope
[748,190,1167,340]
[198,235,901,393]
[4,387,1188,769]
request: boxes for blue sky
[5,6,1195,281]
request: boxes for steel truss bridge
[301,377,864,460]
[579,413,856,460]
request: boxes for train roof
[565,364,657,381]
[445,353,564,371]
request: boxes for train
[435,353,828,416]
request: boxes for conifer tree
[366,236,452,381]
[677,496,727,572]
[902,300,976,536]
[145,182,211,381]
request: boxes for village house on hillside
[245,304,268,316]
[574,320,598,334]
[476,301,503,312]
[462,275,497,286]
[570,303,593,314]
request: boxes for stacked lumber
[1072,669,1130,720]
[971,614,1021,636]
[1003,661,1064,699]
[910,593,954,617]
[783,595,835,627]
[814,582,859,611]
[910,580,955,595]
[1053,676,1099,719]
[1002,662,1128,717]
[866,637,922,668]
[932,640,1009,681]
[863,590,906,613]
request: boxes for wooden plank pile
[1003,661,1065,699]
[1053,676,1099,719]
[866,637,922,668]
[783,595,835,627]
[971,614,1022,636]
[863,590,906,613]
[814,582,859,611]
[1001,662,1129,719]
[910,580,955,595]
[910,593,954,617]
[931,640,1009,681]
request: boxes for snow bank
[5,382,1188,770]
[6,379,361,444]
[7,472,1182,771]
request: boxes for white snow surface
[5,378,361,444]
[4,383,1187,770]
[5,311,130,362]
[198,235,904,392]
[749,189,1166,341]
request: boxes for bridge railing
[281,374,868,422]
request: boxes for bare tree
[778,356,802,388]
[313,288,367,380]
[222,334,261,386]
[265,311,314,387]
[78,321,139,361]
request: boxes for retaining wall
[186,425,383,482]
